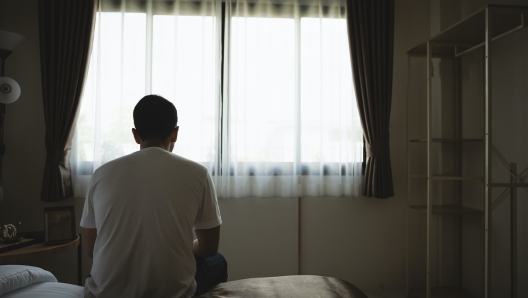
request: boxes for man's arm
[192,226,220,258]
[84,228,97,259]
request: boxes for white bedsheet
[1,282,83,298]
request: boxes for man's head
[132,95,179,151]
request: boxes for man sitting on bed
[80,95,227,298]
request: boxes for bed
[197,275,367,298]
[0,265,82,298]
[0,265,367,298]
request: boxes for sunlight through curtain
[218,0,363,197]
[72,0,363,198]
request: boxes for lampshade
[0,77,21,104]
[0,31,26,52]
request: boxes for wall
[0,0,431,294]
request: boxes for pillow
[0,265,57,296]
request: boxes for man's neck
[140,140,170,151]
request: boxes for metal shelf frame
[406,5,528,298]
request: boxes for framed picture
[44,206,76,245]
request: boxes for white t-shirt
[80,147,222,298]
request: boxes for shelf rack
[406,4,528,298]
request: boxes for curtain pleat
[346,0,394,198]
[39,0,98,202]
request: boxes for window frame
[75,1,364,176]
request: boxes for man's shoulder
[93,152,137,173]
[168,153,209,175]
[168,152,203,166]
[93,149,209,178]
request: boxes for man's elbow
[197,242,219,258]
[197,245,218,258]
[204,247,218,258]
[194,226,220,258]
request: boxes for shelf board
[409,138,483,143]
[409,287,475,298]
[410,205,483,214]
[433,175,482,181]
[407,4,528,56]
[409,175,483,181]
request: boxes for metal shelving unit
[406,5,528,298]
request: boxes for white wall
[0,0,432,294]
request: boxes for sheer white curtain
[216,0,363,197]
[72,0,221,196]
[73,0,362,198]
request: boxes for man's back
[81,147,221,298]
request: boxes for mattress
[197,275,368,298]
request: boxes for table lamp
[0,30,26,202]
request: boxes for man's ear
[132,128,141,144]
[170,126,179,143]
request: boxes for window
[73,0,363,198]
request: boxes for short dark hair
[133,95,177,140]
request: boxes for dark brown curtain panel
[346,0,394,198]
[39,0,97,202]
